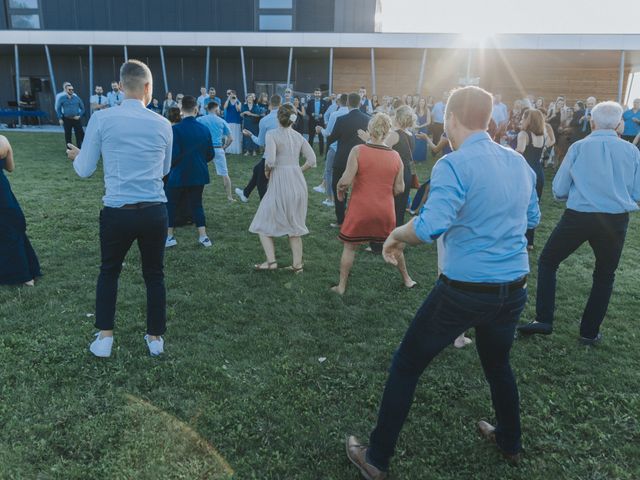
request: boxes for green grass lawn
[1,131,639,479]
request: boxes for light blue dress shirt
[622,108,640,137]
[56,94,85,119]
[107,90,124,107]
[431,102,445,123]
[251,109,279,147]
[552,130,640,213]
[197,113,231,147]
[414,131,540,283]
[73,99,173,208]
[321,106,349,152]
[324,101,338,123]
[491,102,509,126]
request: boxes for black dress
[0,157,41,284]
[392,129,415,227]
[522,132,544,246]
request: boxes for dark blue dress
[413,112,429,162]
[241,103,260,153]
[0,158,41,284]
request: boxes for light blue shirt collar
[588,129,618,137]
[457,131,491,150]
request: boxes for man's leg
[187,185,206,229]
[332,167,346,225]
[317,126,325,155]
[63,118,73,147]
[535,210,589,325]
[324,149,335,199]
[475,287,527,455]
[73,119,85,148]
[580,213,629,339]
[308,121,317,147]
[135,205,169,336]
[95,208,136,332]
[244,158,265,199]
[367,282,476,471]
[255,158,269,199]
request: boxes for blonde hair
[368,113,392,141]
[394,105,416,130]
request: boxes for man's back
[197,114,229,146]
[329,109,370,170]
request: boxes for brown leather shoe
[477,421,521,465]
[345,435,388,480]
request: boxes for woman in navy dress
[0,135,41,286]
[412,97,431,162]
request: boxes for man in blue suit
[307,87,329,155]
[165,95,214,248]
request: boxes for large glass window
[259,0,292,8]
[259,14,292,31]
[8,0,41,29]
[10,14,40,29]
[9,0,39,8]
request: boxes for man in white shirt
[106,81,124,107]
[196,86,208,115]
[89,85,108,115]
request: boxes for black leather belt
[439,274,527,294]
[119,202,162,210]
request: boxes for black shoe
[517,321,553,335]
[579,333,602,346]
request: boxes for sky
[380,0,640,34]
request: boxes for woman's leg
[288,236,303,268]
[331,243,357,295]
[395,251,417,288]
[256,234,277,269]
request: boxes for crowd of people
[2,58,640,479]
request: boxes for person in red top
[331,113,416,295]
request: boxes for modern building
[1,0,639,123]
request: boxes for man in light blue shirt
[346,87,538,479]
[106,81,124,107]
[197,101,235,201]
[235,94,282,202]
[55,83,85,149]
[323,94,338,123]
[66,60,172,359]
[519,101,640,344]
[315,93,348,207]
[621,98,640,143]
[491,93,509,130]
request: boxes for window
[9,0,39,8]
[11,14,40,29]
[259,14,292,31]
[258,0,292,8]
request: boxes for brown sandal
[254,261,278,271]
[283,264,304,274]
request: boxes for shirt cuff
[413,215,436,244]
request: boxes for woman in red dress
[331,113,416,295]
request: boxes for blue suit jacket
[167,116,213,187]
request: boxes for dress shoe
[517,321,552,335]
[579,332,602,346]
[477,421,521,465]
[345,436,387,480]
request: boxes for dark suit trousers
[63,117,84,148]
[308,117,325,154]
[244,158,268,200]
[332,165,347,225]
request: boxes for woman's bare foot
[330,285,345,295]
[254,261,278,271]
[24,279,35,287]
[404,279,417,289]
[454,334,473,348]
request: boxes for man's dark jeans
[368,279,527,471]
[62,117,84,148]
[332,165,347,225]
[535,209,629,338]
[243,158,268,200]
[95,204,168,336]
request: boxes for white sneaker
[199,236,213,247]
[313,185,326,194]
[144,335,164,356]
[322,199,335,207]
[165,236,177,248]
[89,332,113,357]
[235,188,248,203]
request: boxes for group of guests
[3,58,640,479]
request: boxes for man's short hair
[338,94,348,106]
[120,60,152,94]
[181,95,197,111]
[206,100,219,110]
[445,86,493,130]
[591,101,623,130]
[63,81,71,88]
[348,93,361,109]
[270,95,282,107]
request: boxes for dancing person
[292,96,306,136]
[165,95,214,249]
[387,105,416,227]
[0,135,41,286]
[412,97,431,162]
[317,93,349,208]
[198,101,236,202]
[307,87,328,154]
[622,98,640,143]
[359,87,374,114]
[162,92,177,118]
[518,101,640,345]
[346,87,540,479]
[67,60,173,358]
[56,83,85,149]
[331,113,416,295]
[236,94,282,202]
[249,104,316,272]
[516,109,555,250]
[326,93,370,227]
[224,90,243,154]
[241,94,261,156]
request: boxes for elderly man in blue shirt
[519,101,640,345]
[55,83,85,149]
[67,60,173,359]
[235,94,282,202]
[197,100,235,201]
[346,86,540,480]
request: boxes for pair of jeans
[535,209,629,338]
[525,159,544,246]
[332,165,347,225]
[243,158,268,200]
[166,185,206,228]
[95,204,168,336]
[63,117,84,148]
[323,148,336,198]
[368,279,527,471]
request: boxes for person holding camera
[224,90,243,154]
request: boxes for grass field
[0,131,639,479]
